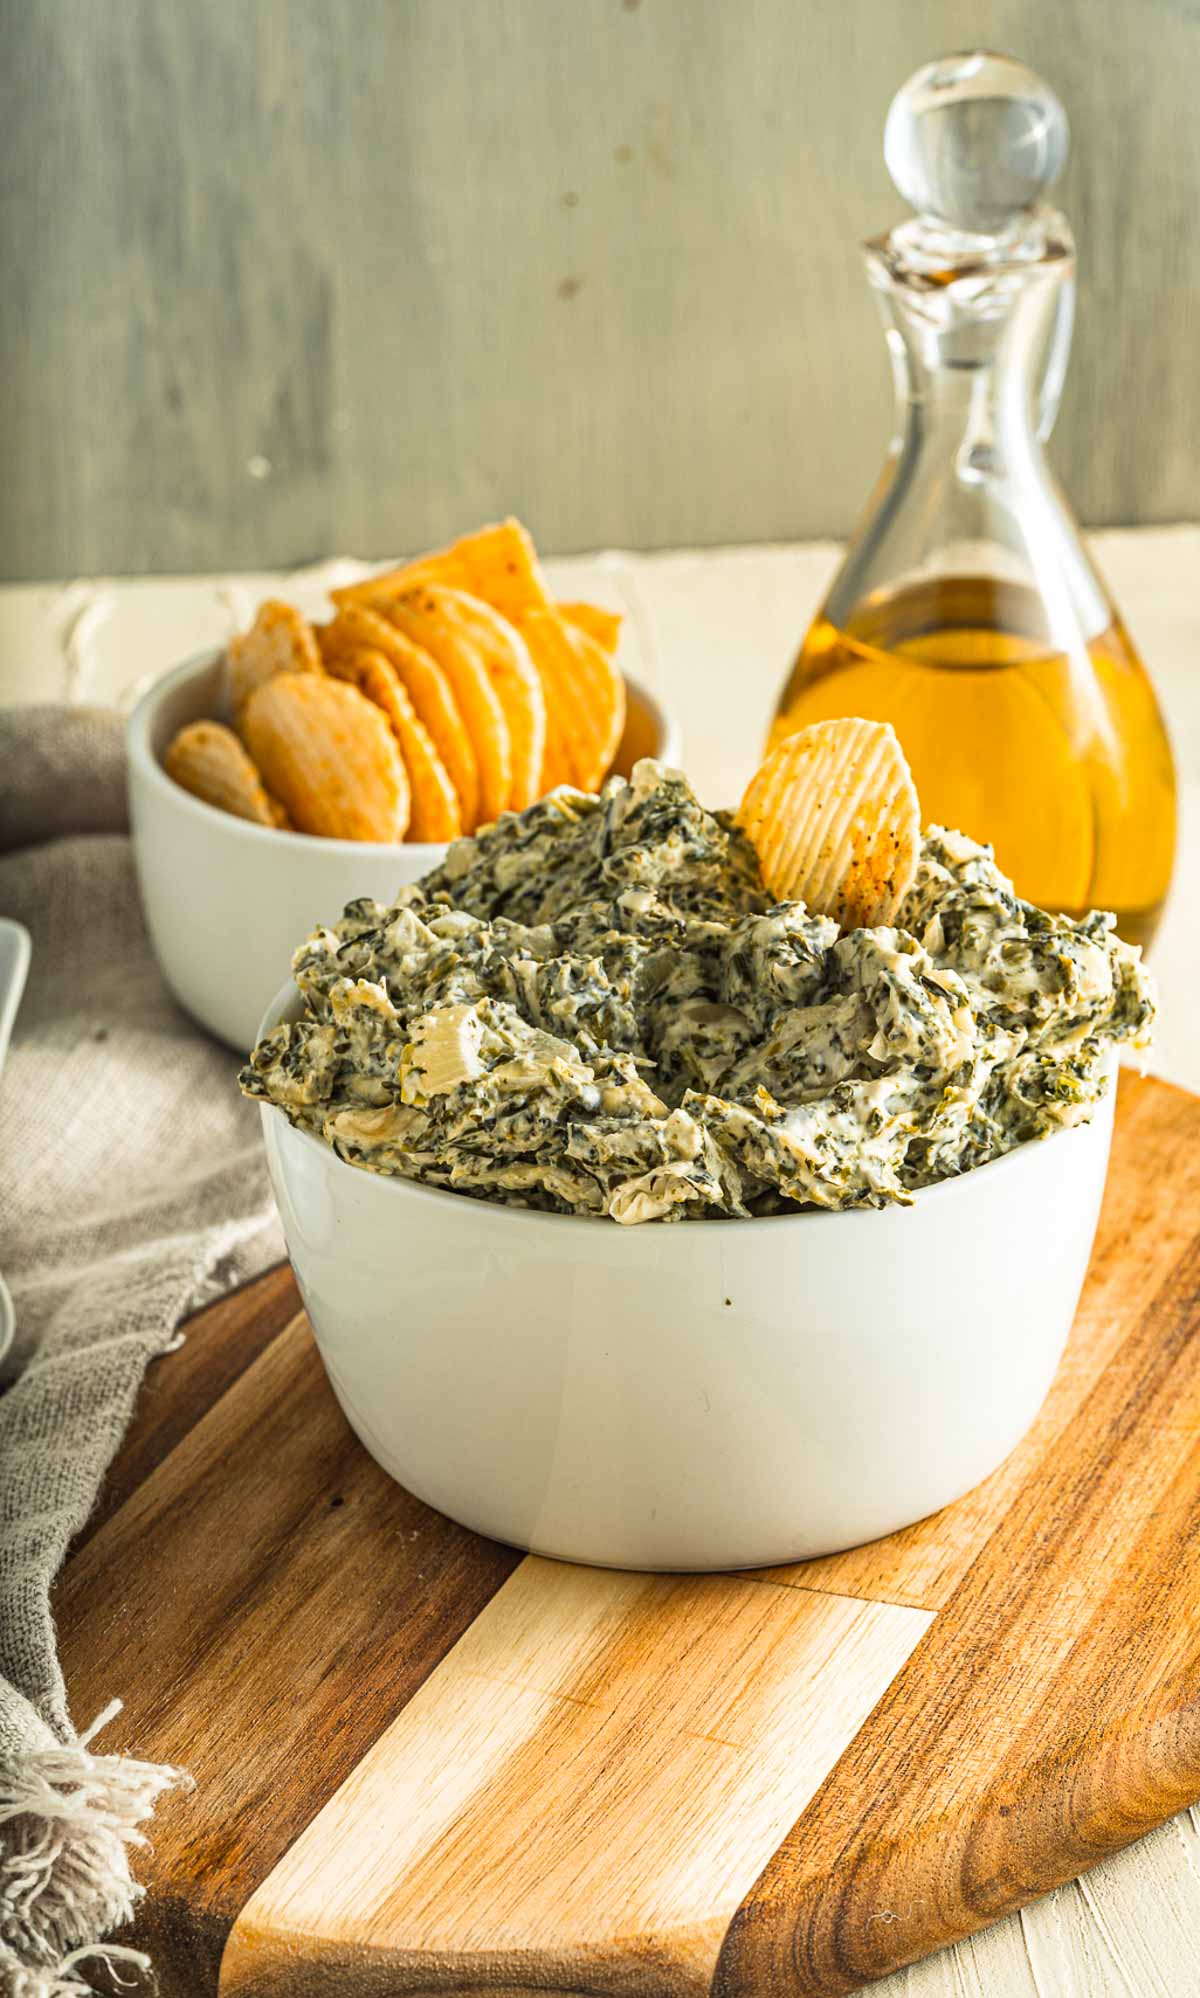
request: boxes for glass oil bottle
[772,53,1176,949]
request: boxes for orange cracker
[324,646,462,843]
[318,604,479,833]
[225,599,323,715]
[164,720,289,827]
[516,608,589,792]
[383,586,513,827]
[242,672,409,842]
[516,606,626,794]
[538,702,574,793]
[387,586,545,812]
[333,518,550,626]
[558,601,623,655]
[737,718,920,929]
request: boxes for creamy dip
[240,761,1154,1223]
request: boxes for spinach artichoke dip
[240,761,1154,1224]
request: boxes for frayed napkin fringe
[0,1703,191,1989]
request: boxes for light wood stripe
[220,1565,931,1995]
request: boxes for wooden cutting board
[55,1072,1200,1997]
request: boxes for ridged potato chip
[517,607,626,794]
[737,718,920,929]
[164,720,288,827]
[334,517,549,625]
[318,604,479,833]
[383,586,513,827]
[242,672,409,842]
[225,599,323,715]
[323,646,461,843]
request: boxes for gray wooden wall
[3,0,1199,581]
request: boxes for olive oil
[772,578,1176,951]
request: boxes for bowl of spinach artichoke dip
[243,760,1153,1570]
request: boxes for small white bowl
[127,651,682,1051]
[259,972,1116,1572]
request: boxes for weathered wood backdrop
[3,0,1198,581]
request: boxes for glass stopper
[884,51,1068,237]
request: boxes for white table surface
[2,527,1197,1996]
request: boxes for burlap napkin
[0,707,283,1994]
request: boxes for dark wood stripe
[76,1262,299,1547]
[54,1300,522,1995]
[715,1196,1200,1994]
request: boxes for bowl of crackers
[127,519,680,1049]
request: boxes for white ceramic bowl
[259,973,1116,1572]
[127,650,682,1051]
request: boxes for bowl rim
[255,976,1115,1237]
[127,647,682,864]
